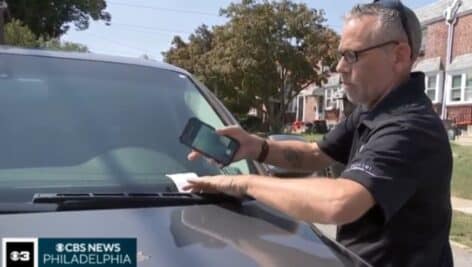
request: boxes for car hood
[0,201,365,267]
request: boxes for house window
[425,74,437,101]
[450,75,462,102]
[466,72,472,102]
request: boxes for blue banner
[37,238,136,267]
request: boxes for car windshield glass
[0,53,253,201]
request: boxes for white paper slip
[166,172,199,192]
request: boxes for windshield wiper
[32,192,241,211]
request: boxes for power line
[107,1,340,32]
[107,1,221,17]
[82,32,150,54]
[109,23,192,35]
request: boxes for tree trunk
[0,3,5,45]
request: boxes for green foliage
[5,19,89,52]
[38,38,89,52]
[451,143,472,199]
[163,0,339,131]
[4,19,37,48]
[7,0,111,38]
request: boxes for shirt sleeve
[340,122,424,223]
[316,108,359,164]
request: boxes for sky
[62,0,437,61]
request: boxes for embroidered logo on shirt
[345,162,392,180]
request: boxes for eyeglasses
[339,40,399,64]
[372,0,413,58]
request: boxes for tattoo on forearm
[283,149,303,168]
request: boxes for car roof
[0,45,190,75]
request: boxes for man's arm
[184,175,375,225]
[246,176,374,224]
[260,139,334,172]
[188,126,336,173]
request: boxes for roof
[448,53,472,71]
[415,0,472,24]
[0,45,189,75]
[413,57,442,72]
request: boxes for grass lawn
[450,211,472,248]
[302,133,325,143]
[450,143,472,199]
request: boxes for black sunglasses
[372,0,413,58]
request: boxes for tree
[4,19,37,48]
[38,38,89,52]
[7,0,111,38]
[164,24,255,116]
[5,19,89,52]
[163,0,339,132]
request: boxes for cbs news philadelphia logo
[2,238,37,267]
[2,238,136,267]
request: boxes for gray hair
[344,3,422,61]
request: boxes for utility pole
[0,0,7,45]
[441,0,462,120]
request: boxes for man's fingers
[215,125,241,136]
[184,179,219,193]
[187,150,201,161]
[187,151,223,167]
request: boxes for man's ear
[396,42,412,65]
[393,42,412,71]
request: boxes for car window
[0,53,253,197]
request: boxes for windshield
[0,53,254,201]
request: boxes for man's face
[336,16,398,108]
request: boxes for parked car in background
[0,47,370,267]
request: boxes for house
[294,0,472,136]
[414,0,472,135]
[292,73,344,130]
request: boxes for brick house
[290,73,344,130]
[294,0,472,135]
[414,0,472,135]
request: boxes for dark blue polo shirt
[318,72,453,267]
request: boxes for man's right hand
[187,125,264,164]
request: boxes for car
[0,47,370,267]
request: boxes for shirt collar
[360,72,426,129]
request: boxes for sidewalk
[452,196,472,215]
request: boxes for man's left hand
[183,175,250,198]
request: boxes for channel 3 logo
[2,238,37,267]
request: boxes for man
[185,1,453,266]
